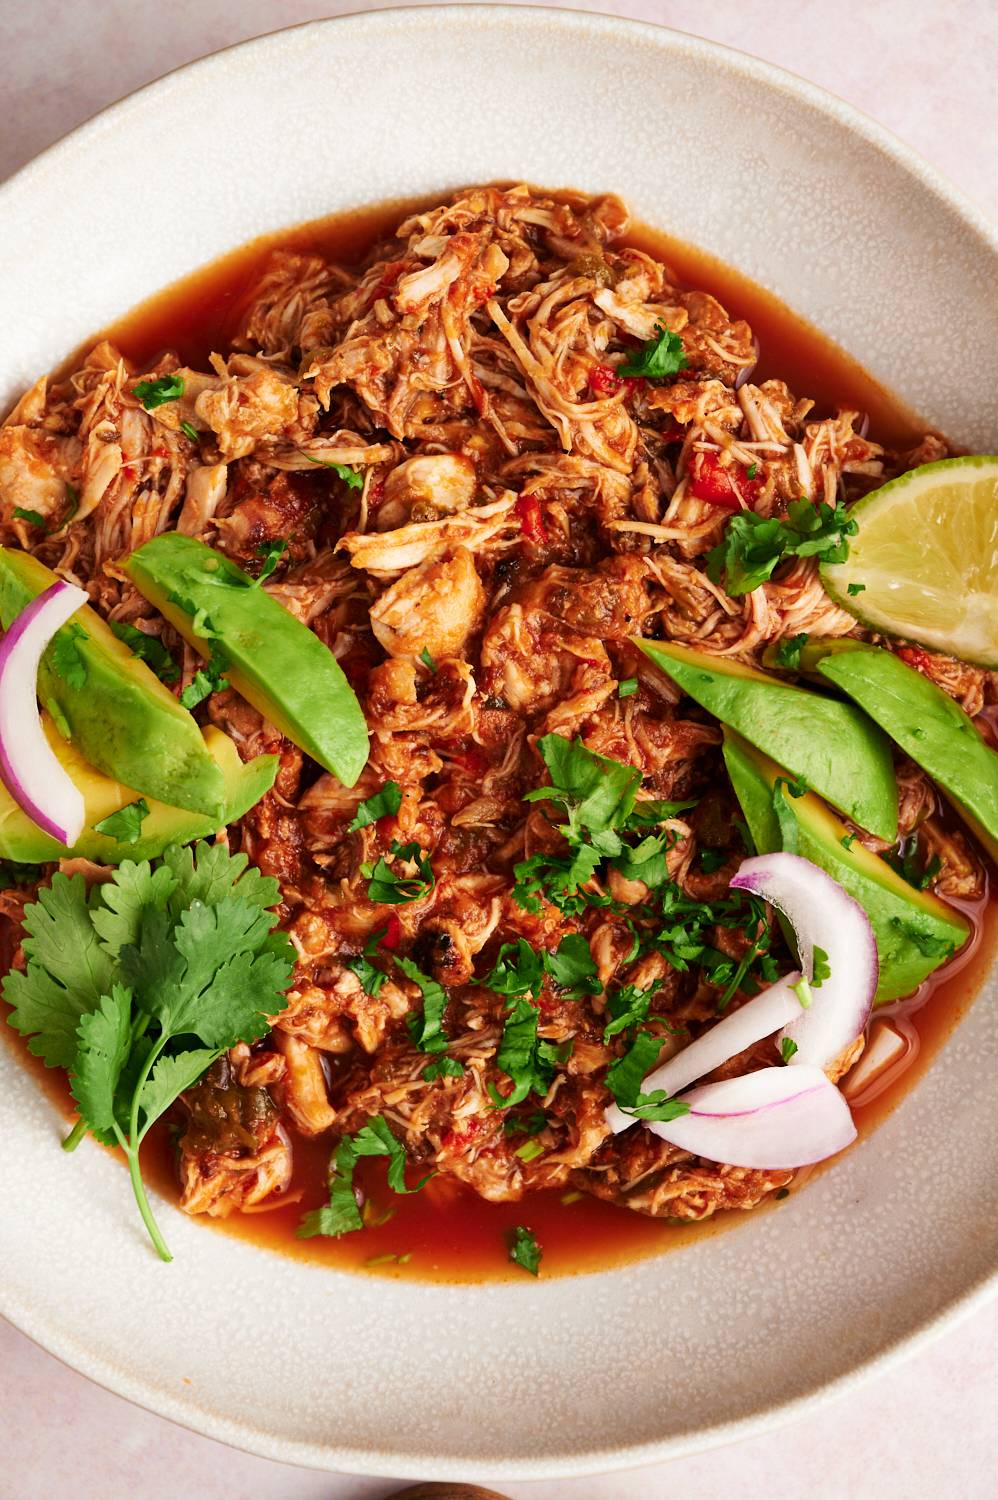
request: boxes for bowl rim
[1,4,995,1479]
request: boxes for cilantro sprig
[179,641,230,710]
[617,325,687,381]
[299,1115,432,1239]
[508,1224,543,1275]
[3,842,294,1261]
[348,781,402,833]
[706,498,858,596]
[363,840,434,904]
[110,622,180,685]
[132,374,185,410]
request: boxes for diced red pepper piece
[514,492,547,544]
[378,913,403,951]
[897,645,935,673]
[689,451,764,510]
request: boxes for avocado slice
[0,547,226,818]
[722,730,969,1002]
[0,722,277,865]
[805,643,998,863]
[636,638,898,841]
[123,533,369,787]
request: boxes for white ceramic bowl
[1,8,996,1481]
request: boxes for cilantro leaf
[253,539,289,586]
[50,623,88,691]
[69,984,133,1144]
[781,1037,798,1062]
[419,647,437,672]
[346,953,387,997]
[706,499,858,597]
[348,781,402,833]
[397,954,450,1054]
[179,642,229,710]
[299,1116,432,1238]
[525,734,641,842]
[604,1029,667,1110]
[485,938,545,998]
[887,837,942,892]
[422,1055,464,1081]
[93,799,150,846]
[617,325,687,381]
[889,919,954,959]
[618,677,638,698]
[602,983,655,1041]
[772,774,808,853]
[303,453,363,489]
[545,932,601,998]
[364,840,434,904]
[508,1224,542,1275]
[847,582,866,596]
[132,374,185,410]
[179,420,200,443]
[110,622,180,685]
[487,993,558,1110]
[774,632,809,670]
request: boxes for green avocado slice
[722,730,969,1003]
[0,723,277,865]
[804,643,998,863]
[636,638,898,841]
[123,533,369,787]
[0,547,226,819]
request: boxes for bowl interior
[1,7,996,1479]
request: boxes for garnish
[62,483,80,526]
[774,632,809,670]
[179,420,200,443]
[543,931,601,998]
[364,840,435,904]
[508,1224,542,1276]
[706,498,858,596]
[13,507,47,530]
[419,646,437,672]
[617,677,638,698]
[422,1056,464,1081]
[604,1029,690,1122]
[397,954,451,1055]
[841,833,858,850]
[303,452,364,489]
[781,1037,798,1062]
[50,621,88,691]
[602,983,656,1041]
[3,841,295,1260]
[299,1115,432,1239]
[110,621,180,685]
[179,641,230,710]
[847,582,866,596]
[772,773,808,853]
[132,374,185,410]
[889,919,954,959]
[617,325,687,381]
[253,539,289,585]
[348,780,402,832]
[346,951,387,998]
[746,463,760,481]
[887,836,942,892]
[93,798,150,845]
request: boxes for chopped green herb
[774,632,809,670]
[791,975,813,1008]
[13,507,47,530]
[300,1114,433,1239]
[602,983,656,1041]
[746,463,759,480]
[132,374,184,410]
[887,837,942,892]
[179,642,230,710]
[254,539,289,585]
[617,325,687,381]
[780,1037,798,1062]
[419,646,437,672]
[364,840,434,904]
[544,932,601,998]
[50,622,88,691]
[617,677,638,698]
[841,833,858,850]
[508,1224,542,1276]
[397,954,450,1054]
[62,483,80,526]
[812,946,831,988]
[504,1110,546,1138]
[847,582,866,596]
[0,859,45,889]
[93,799,150,846]
[604,1029,692,1123]
[179,420,200,443]
[772,773,808,853]
[110,622,180,685]
[422,1055,464,1081]
[485,937,545,999]
[348,781,402,833]
[3,841,294,1260]
[514,1137,545,1162]
[302,452,364,489]
[706,498,858,596]
[345,952,387,998]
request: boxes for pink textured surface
[1,3,995,1496]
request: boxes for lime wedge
[821,455,998,667]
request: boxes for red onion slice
[0,580,89,845]
[730,852,877,1072]
[605,972,805,1135]
[650,1064,857,1169]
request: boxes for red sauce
[2,189,988,1282]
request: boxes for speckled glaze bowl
[0,7,995,1481]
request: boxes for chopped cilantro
[504,1110,546,1138]
[179,420,200,443]
[772,774,808,853]
[774,632,809,670]
[544,932,601,998]
[617,325,687,381]
[525,733,641,849]
[179,641,229,710]
[508,1224,542,1275]
[706,498,858,596]
[419,646,437,672]
[746,463,759,480]
[302,452,363,489]
[397,954,450,1054]
[348,781,402,833]
[62,483,80,526]
[2,841,294,1260]
[345,953,387,998]
[605,1029,690,1122]
[422,1056,464,1081]
[847,582,866,596]
[887,837,942,892]
[299,1115,432,1239]
[93,799,150,846]
[364,840,434,904]
[132,374,184,410]
[618,677,638,698]
[253,539,288,585]
[812,946,831,988]
[602,983,656,1040]
[780,1037,798,1063]
[485,938,545,998]
[110,622,180,685]
[791,975,813,1008]
[841,833,858,850]
[50,623,88,691]
[13,507,47,530]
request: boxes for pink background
[1,3,995,1496]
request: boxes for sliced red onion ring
[649,1064,857,1169]
[0,580,89,845]
[730,852,877,1072]
[605,971,805,1135]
